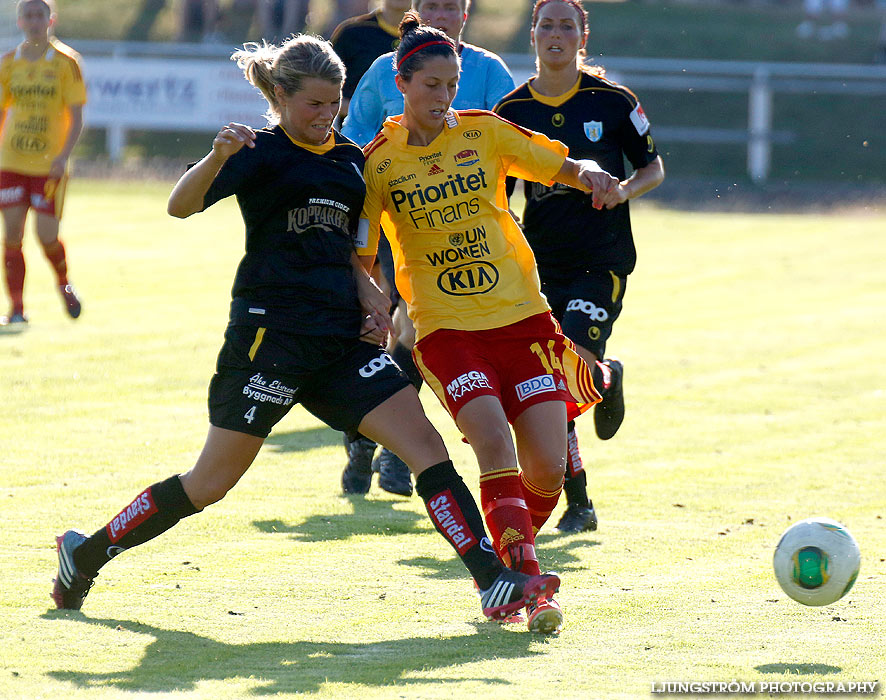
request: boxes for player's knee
[179,473,232,510]
[467,424,514,466]
[524,454,566,489]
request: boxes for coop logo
[463,129,481,140]
[359,352,395,378]
[11,134,46,153]
[437,261,499,296]
[515,374,556,401]
[453,148,479,167]
[376,158,392,173]
[446,370,491,400]
[566,298,609,322]
[428,492,475,553]
[0,186,25,205]
[107,489,157,543]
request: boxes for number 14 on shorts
[530,341,563,373]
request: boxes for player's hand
[355,272,392,336]
[600,182,630,210]
[211,123,256,159]
[48,157,67,180]
[358,314,388,345]
[576,160,618,210]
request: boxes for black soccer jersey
[331,10,401,100]
[202,126,366,336]
[494,71,659,279]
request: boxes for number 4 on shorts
[244,406,257,424]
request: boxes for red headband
[396,40,452,70]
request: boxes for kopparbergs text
[650,681,879,695]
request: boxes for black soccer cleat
[374,448,413,497]
[480,569,560,621]
[59,284,82,319]
[341,434,377,495]
[51,530,95,610]
[556,502,598,533]
[594,358,624,440]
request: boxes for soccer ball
[773,517,860,606]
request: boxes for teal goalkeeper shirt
[342,42,515,147]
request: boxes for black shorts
[208,324,411,438]
[542,270,627,359]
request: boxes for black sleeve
[202,144,262,210]
[620,100,659,172]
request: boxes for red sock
[3,244,25,315]
[520,472,563,534]
[479,467,539,575]
[41,239,68,285]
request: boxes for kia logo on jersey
[437,261,499,295]
[454,149,479,167]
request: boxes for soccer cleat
[51,530,95,610]
[526,595,564,634]
[594,358,624,440]
[0,311,28,326]
[374,448,413,497]
[480,569,560,621]
[556,502,598,533]
[59,284,82,319]
[341,434,377,495]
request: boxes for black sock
[391,341,423,390]
[73,475,199,576]
[415,461,502,590]
[563,469,589,509]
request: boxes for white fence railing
[504,54,886,183]
[3,40,884,182]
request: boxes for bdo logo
[437,261,499,296]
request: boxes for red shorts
[0,170,67,218]
[413,312,601,425]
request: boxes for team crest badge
[584,120,603,142]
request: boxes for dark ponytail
[394,10,457,80]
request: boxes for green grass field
[1,181,884,699]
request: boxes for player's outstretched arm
[168,123,255,218]
[553,157,619,210]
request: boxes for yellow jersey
[359,110,567,340]
[0,38,86,176]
